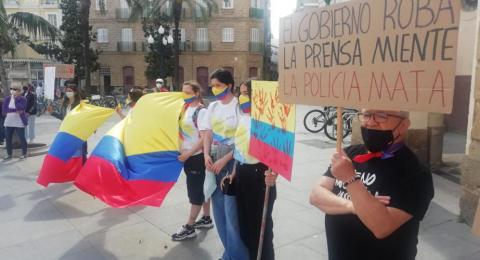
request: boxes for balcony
[5,0,19,7]
[249,8,264,19]
[116,8,132,20]
[41,0,59,8]
[192,41,211,52]
[179,41,188,51]
[249,42,263,53]
[117,41,136,52]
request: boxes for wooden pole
[257,185,271,260]
[336,107,344,152]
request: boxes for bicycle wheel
[303,109,326,133]
[324,114,350,141]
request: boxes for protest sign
[250,81,296,181]
[279,0,461,113]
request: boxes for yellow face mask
[212,87,229,100]
[239,95,251,113]
[182,93,196,104]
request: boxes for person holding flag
[171,80,214,241]
[115,88,143,119]
[49,83,88,164]
[309,110,434,260]
[202,69,248,260]
[226,79,278,260]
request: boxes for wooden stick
[472,197,480,236]
[257,185,271,260]
[336,107,344,152]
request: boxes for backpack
[192,105,206,129]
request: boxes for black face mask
[361,127,395,153]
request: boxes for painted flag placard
[279,0,461,113]
[37,102,114,187]
[249,81,296,181]
[74,93,184,208]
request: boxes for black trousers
[235,162,276,260]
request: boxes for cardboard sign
[249,81,296,181]
[44,66,56,100]
[279,0,461,113]
[43,64,75,79]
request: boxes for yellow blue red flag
[74,93,184,208]
[37,102,114,187]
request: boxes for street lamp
[146,27,172,47]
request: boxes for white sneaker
[18,155,27,161]
[2,155,12,162]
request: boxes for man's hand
[204,154,214,171]
[264,169,278,187]
[178,151,192,162]
[220,174,235,191]
[331,150,356,183]
[212,156,228,174]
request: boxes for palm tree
[127,0,218,90]
[0,0,59,95]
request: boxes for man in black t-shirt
[309,110,434,260]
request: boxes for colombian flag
[249,81,296,181]
[74,93,184,208]
[37,102,114,187]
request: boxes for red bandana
[353,152,383,163]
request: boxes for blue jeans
[5,127,27,156]
[212,159,249,260]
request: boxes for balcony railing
[41,0,59,7]
[249,42,263,53]
[192,41,211,52]
[249,7,264,19]
[117,41,136,52]
[116,8,132,20]
[5,0,19,7]
[179,41,188,51]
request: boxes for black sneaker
[193,216,214,229]
[172,224,196,241]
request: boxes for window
[251,28,260,42]
[196,67,209,91]
[97,28,109,43]
[222,28,234,43]
[123,66,134,89]
[47,14,57,27]
[196,0,205,17]
[251,0,262,8]
[249,67,258,78]
[223,0,234,9]
[95,0,108,10]
[196,28,208,42]
[170,28,186,42]
[121,28,133,42]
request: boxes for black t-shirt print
[323,144,434,260]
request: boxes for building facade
[4,0,61,87]
[5,0,62,28]
[90,0,267,95]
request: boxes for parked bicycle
[303,106,336,133]
[304,107,358,141]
